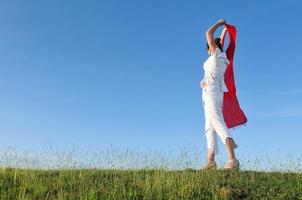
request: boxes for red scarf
[222,24,248,128]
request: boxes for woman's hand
[216,19,226,26]
[201,82,208,88]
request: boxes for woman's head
[207,38,223,55]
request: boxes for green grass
[0,167,301,199]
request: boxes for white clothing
[202,88,238,154]
[201,48,238,155]
[200,48,229,92]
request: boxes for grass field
[0,167,301,199]
[0,145,301,199]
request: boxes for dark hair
[206,38,223,52]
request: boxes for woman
[200,19,239,170]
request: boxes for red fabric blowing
[223,24,247,128]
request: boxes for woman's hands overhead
[206,19,227,54]
[216,19,226,26]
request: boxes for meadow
[0,144,301,199]
[1,167,302,199]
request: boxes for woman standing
[200,19,239,170]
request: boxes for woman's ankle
[228,158,236,162]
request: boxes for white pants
[202,86,238,155]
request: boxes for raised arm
[220,27,227,49]
[206,19,226,53]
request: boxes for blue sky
[0,0,301,169]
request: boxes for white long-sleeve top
[200,47,229,92]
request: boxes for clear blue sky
[0,0,301,169]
